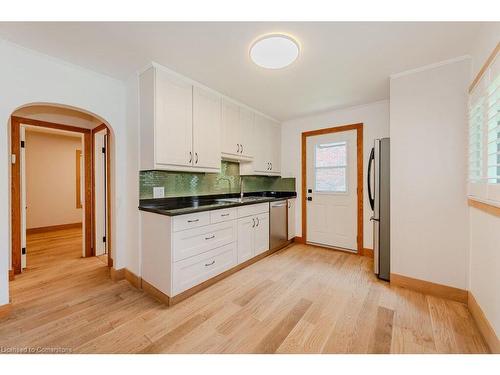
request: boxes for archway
[9,103,114,277]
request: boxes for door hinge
[21,141,25,148]
[103,236,106,243]
[102,147,106,154]
[22,247,26,255]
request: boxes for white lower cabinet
[287,198,296,240]
[172,220,236,262]
[141,202,271,301]
[172,242,237,295]
[237,216,255,263]
[254,213,270,256]
[237,212,270,262]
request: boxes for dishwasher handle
[271,200,287,208]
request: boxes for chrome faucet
[239,176,244,199]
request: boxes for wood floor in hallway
[0,227,489,354]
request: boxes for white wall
[0,39,130,306]
[124,75,141,276]
[468,24,500,337]
[390,58,470,289]
[281,100,390,248]
[469,207,500,335]
[470,23,500,79]
[25,130,83,229]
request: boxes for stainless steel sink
[216,196,270,204]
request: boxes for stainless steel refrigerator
[368,138,390,281]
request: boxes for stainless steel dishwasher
[270,200,288,251]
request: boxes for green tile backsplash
[140,161,295,199]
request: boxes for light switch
[153,187,165,199]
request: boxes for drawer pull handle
[252,218,256,228]
[256,217,260,227]
[204,260,216,267]
[187,219,199,223]
[205,235,215,240]
[221,213,230,217]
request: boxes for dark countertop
[139,191,297,216]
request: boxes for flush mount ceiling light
[250,34,300,69]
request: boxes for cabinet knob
[240,144,243,154]
[237,144,240,153]
[189,151,192,163]
[195,152,198,164]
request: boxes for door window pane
[315,167,346,192]
[314,142,347,193]
[316,142,347,167]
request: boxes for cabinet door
[269,121,281,174]
[253,114,271,173]
[221,99,240,156]
[193,86,222,170]
[239,107,254,158]
[287,199,296,240]
[155,69,193,167]
[237,217,255,264]
[254,213,270,256]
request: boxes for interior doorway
[92,124,110,261]
[301,123,363,253]
[10,106,112,277]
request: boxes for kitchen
[0,17,498,363]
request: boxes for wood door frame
[10,116,96,274]
[91,123,113,268]
[301,123,364,253]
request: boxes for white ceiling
[0,22,485,120]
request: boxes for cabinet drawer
[210,208,236,224]
[237,202,269,218]
[173,220,236,261]
[172,211,210,232]
[172,242,237,295]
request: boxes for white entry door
[94,129,107,256]
[306,130,357,251]
[21,125,27,269]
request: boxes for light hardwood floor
[0,227,488,354]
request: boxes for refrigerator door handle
[367,147,375,211]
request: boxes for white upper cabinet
[252,114,271,173]
[140,62,277,174]
[239,107,255,159]
[240,114,281,176]
[193,86,222,171]
[269,120,281,174]
[140,65,221,173]
[221,99,255,161]
[154,68,193,168]
[221,99,241,157]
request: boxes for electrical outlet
[153,187,165,199]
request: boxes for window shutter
[486,57,500,184]
[469,50,500,204]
